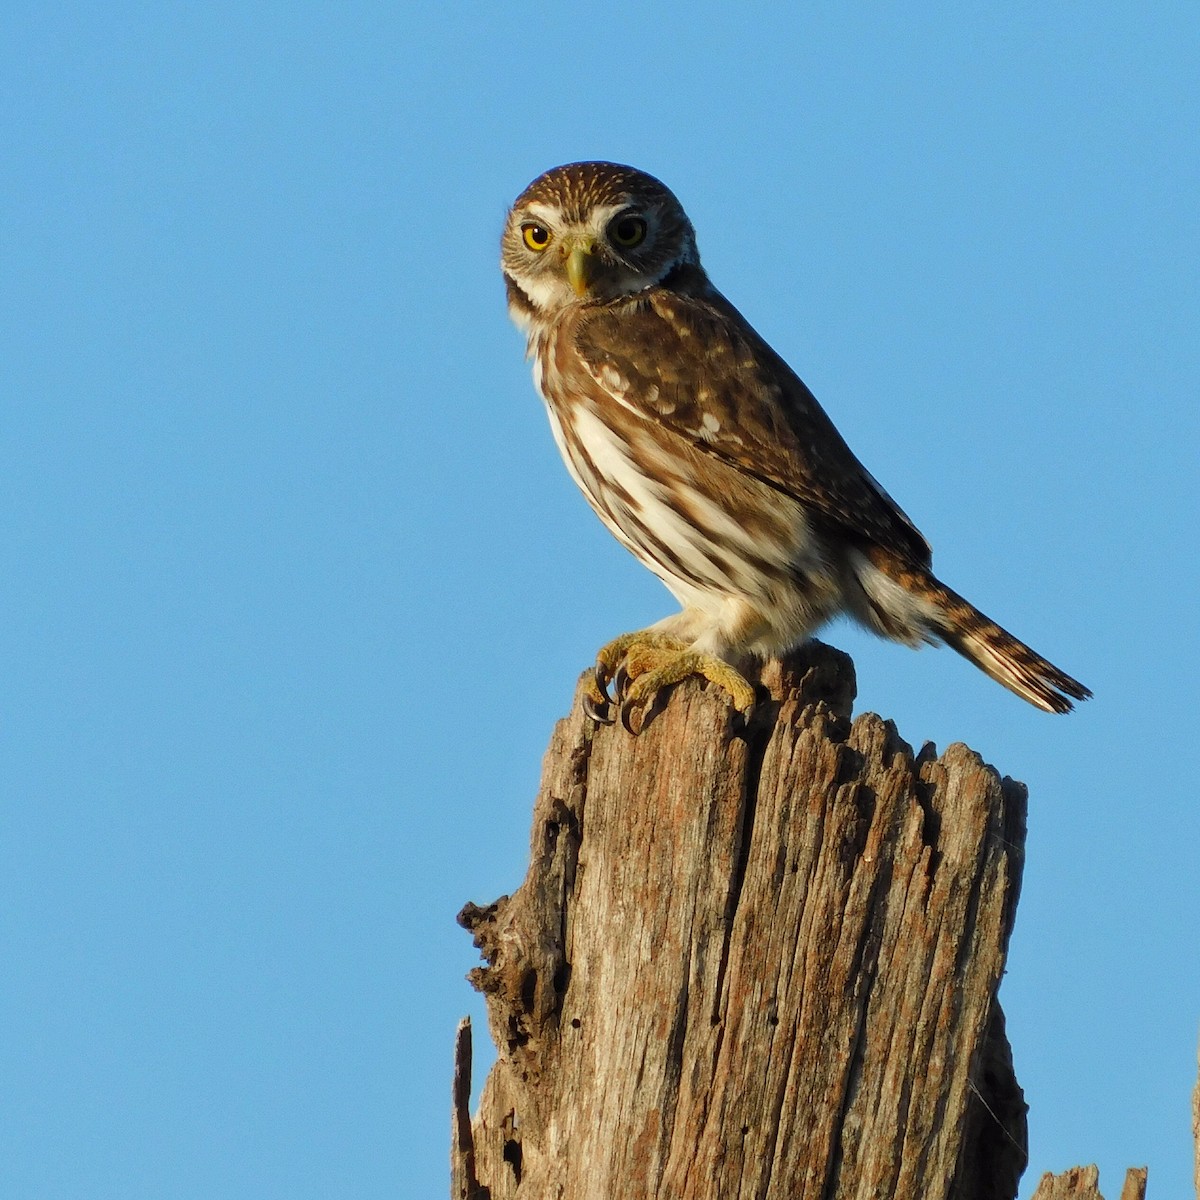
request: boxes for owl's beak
[564,239,596,297]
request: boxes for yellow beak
[565,239,596,297]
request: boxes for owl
[501,161,1089,730]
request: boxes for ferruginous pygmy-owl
[501,161,1089,729]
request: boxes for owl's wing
[574,285,933,567]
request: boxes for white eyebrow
[587,203,632,227]
[524,202,562,223]
[522,202,633,229]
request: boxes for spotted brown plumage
[501,160,1090,724]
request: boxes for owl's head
[501,161,699,318]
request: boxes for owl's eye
[521,223,551,251]
[610,215,648,249]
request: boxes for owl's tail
[852,546,1092,714]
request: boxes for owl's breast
[529,320,832,617]
[531,324,652,548]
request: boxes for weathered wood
[1030,1164,1147,1200]
[450,1018,483,1200]
[453,642,1038,1198]
[1193,1035,1199,1199]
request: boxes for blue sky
[2,4,1196,1197]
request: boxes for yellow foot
[582,631,685,720]
[582,631,757,733]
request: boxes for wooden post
[449,642,1130,1198]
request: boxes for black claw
[581,691,613,724]
[591,665,613,702]
[613,664,631,703]
[619,700,644,735]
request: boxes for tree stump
[450,642,1126,1198]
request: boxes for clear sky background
[2,4,1196,1198]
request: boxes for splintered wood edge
[451,1017,480,1200]
[1030,1164,1148,1200]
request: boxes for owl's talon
[619,699,646,735]
[592,666,614,703]
[586,630,755,732]
[581,690,613,724]
[582,669,614,723]
[620,648,757,729]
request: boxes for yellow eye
[610,215,647,248]
[522,223,551,251]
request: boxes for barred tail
[935,589,1091,713]
[854,548,1092,714]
